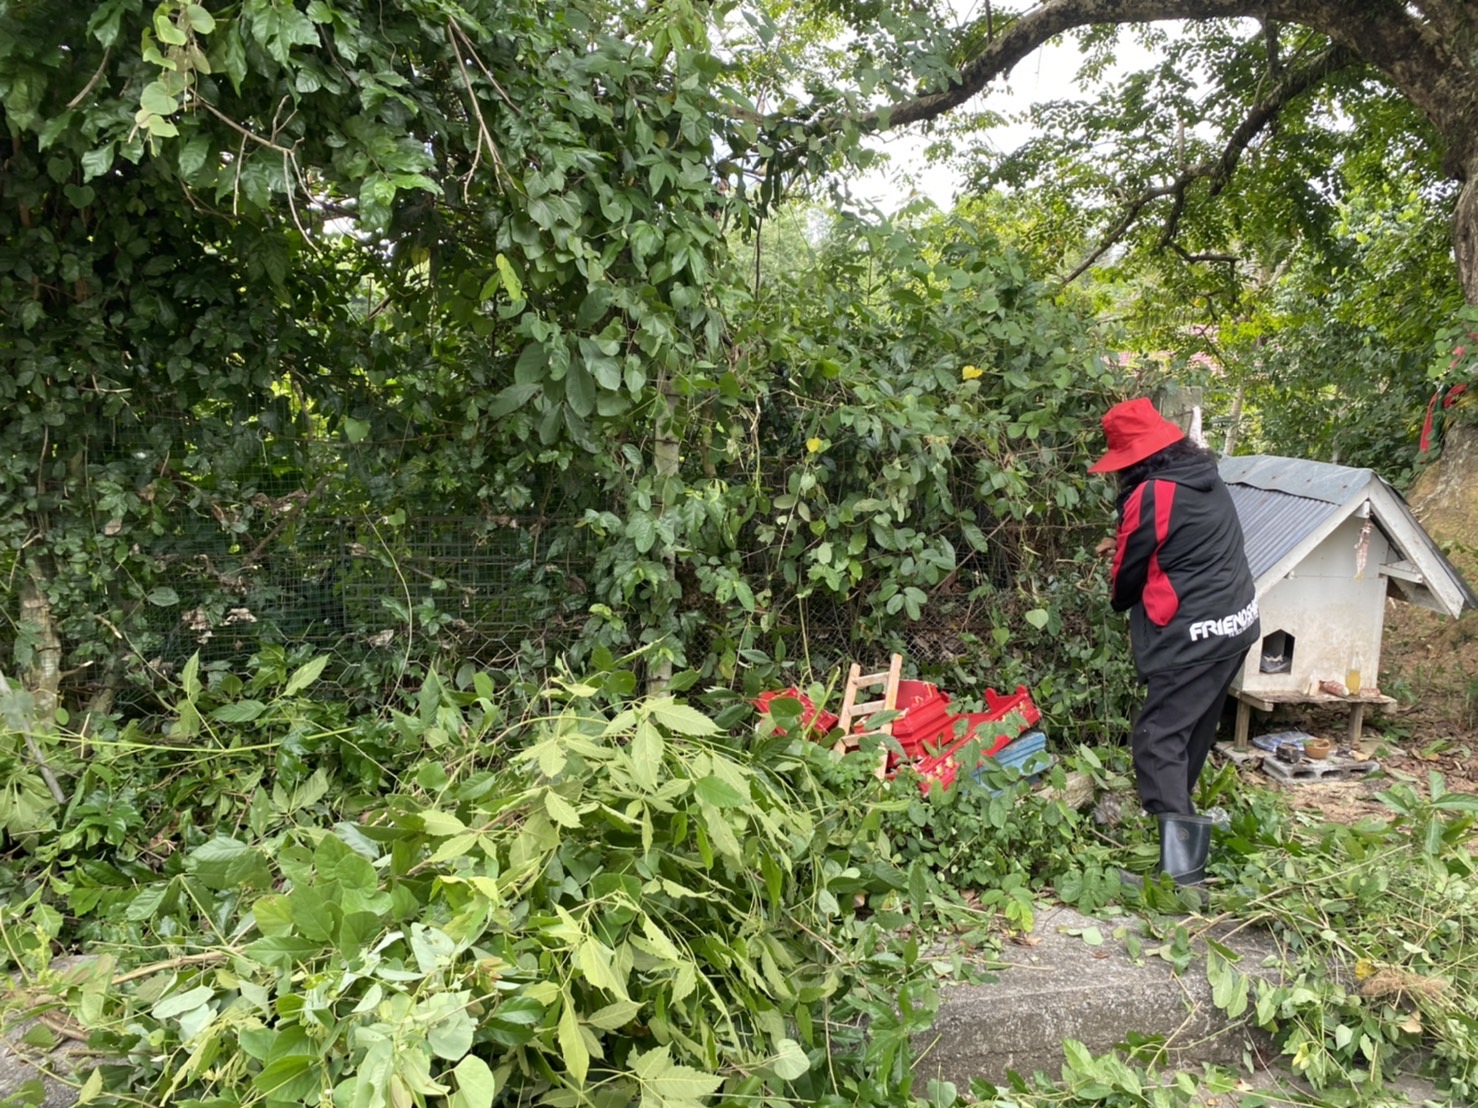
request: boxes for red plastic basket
[909,686,1040,795]
[887,680,955,755]
[754,688,839,737]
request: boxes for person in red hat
[1091,398,1259,886]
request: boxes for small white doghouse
[1220,455,1477,747]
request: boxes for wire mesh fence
[3,412,1110,706]
[132,514,597,679]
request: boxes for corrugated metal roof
[1225,483,1342,579]
[1219,454,1478,614]
[1218,455,1375,505]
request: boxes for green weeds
[3,659,1478,1107]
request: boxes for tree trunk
[1455,172,1478,305]
[1223,386,1244,455]
[1412,164,1478,551]
[648,390,680,696]
[18,565,62,724]
[1407,420,1478,551]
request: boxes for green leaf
[88,0,127,47]
[694,775,747,809]
[147,586,181,606]
[248,0,318,64]
[544,789,582,828]
[631,1045,723,1108]
[181,655,202,697]
[586,999,642,1030]
[566,360,596,417]
[220,25,247,91]
[243,934,324,970]
[628,512,657,554]
[252,1055,317,1102]
[177,134,211,177]
[210,699,267,723]
[488,382,541,418]
[288,887,340,942]
[487,995,545,1047]
[283,654,329,695]
[514,341,548,383]
[184,3,216,33]
[80,143,116,180]
[767,1037,810,1080]
[187,836,272,890]
[76,1069,104,1104]
[154,10,188,45]
[151,985,214,1021]
[425,993,476,1060]
[449,1055,497,1108]
[252,894,294,937]
[1024,608,1050,630]
[344,416,371,443]
[577,938,627,998]
[420,809,467,835]
[647,698,719,736]
[494,253,524,302]
[140,81,179,116]
[558,991,590,1084]
[630,721,664,791]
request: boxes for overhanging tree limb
[1057,41,1356,285]
[841,0,1452,142]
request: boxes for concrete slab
[917,905,1441,1104]
[3,960,97,1108]
[0,1015,87,1108]
[915,905,1280,1089]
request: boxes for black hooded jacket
[1110,454,1260,676]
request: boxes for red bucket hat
[1088,398,1186,473]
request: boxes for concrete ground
[918,903,1443,1105]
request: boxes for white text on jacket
[1188,599,1259,642]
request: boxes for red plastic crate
[888,680,955,754]
[754,688,839,737]
[908,687,1040,795]
[981,685,1040,728]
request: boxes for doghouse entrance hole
[1260,630,1294,674]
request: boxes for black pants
[1131,651,1248,815]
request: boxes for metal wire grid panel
[139,515,595,675]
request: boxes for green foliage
[0,663,962,1106]
[880,742,1135,924]
[1196,771,1478,1101]
[964,20,1460,477]
[0,0,1133,730]
[9,651,1478,1105]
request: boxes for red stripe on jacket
[1142,480,1180,626]
[1111,484,1143,585]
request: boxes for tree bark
[18,566,63,724]
[1455,172,1478,305]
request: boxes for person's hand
[1094,536,1116,557]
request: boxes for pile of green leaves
[1197,772,1478,1103]
[871,722,1478,1104]
[1,661,965,1107]
[9,652,1478,1108]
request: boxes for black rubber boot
[1158,813,1212,885]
